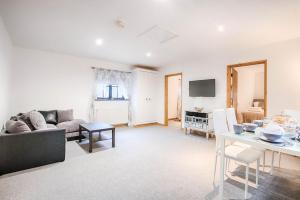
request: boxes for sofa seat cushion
[46,124,58,129]
[57,119,85,133]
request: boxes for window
[96,84,128,100]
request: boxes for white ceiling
[1,0,300,67]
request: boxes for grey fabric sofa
[10,110,86,139]
[0,129,66,175]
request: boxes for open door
[227,60,268,120]
[232,69,238,111]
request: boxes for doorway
[227,60,267,123]
[165,73,182,127]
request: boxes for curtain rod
[91,66,132,74]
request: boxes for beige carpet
[0,126,299,200]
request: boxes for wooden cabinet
[132,68,159,125]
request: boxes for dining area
[212,108,300,200]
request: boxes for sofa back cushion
[57,109,74,123]
[29,111,47,130]
[39,110,58,125]
[6,120,31,133]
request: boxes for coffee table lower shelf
[79,122,115,153]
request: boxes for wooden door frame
[226,60,268,116]
[165,73,183,126]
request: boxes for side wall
[11,47,132,121]
[161,37,300,127]
[0,17,12,127]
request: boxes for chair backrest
[213,109,229,134]
[226,107,237,132]
[283,109,300,123]
[213,109,230,150]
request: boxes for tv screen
[189,79,215,97]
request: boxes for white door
[146,72,158,122]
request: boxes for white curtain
[90,68,133,125]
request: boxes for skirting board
[133,122,164,128]
[112,123,128,128]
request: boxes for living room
[1,1,300,200]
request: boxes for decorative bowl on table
[243,123,258,132]
[233,124,244,135]
[260,123,285,141]
[253,120,264,127]
[296,126,300,134]
[262,130,283,141]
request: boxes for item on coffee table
[194,107,204,112]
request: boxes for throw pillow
[39,110,58,125]
[57,109,74,123]
[18,112,36,130]
[29,111,47,130]
[6,120,31,133]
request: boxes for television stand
[184,111,213,139]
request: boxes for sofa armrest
[0,129,66,175]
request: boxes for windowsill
[94,99,129,102]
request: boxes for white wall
[237,69,256,112]
[161,58,228,127]
[254,72,264,99]
[168,75,181,119]
[161,37,300,127]
[0,17,12,127]
[231,38,300,115]
[236,66,264,112]
[11,47,132,121]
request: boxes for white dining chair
[226,107,266,172]
[213,109,263,199]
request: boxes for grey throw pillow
[18,112,36,130]
[57,109,74,123]
[29,111,47,130]
[6,120,31,133]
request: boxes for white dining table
[216,131,300,200]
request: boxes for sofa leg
[89,132,93,153]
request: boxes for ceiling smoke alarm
[115,19,125,28]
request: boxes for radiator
[94,101,129,125]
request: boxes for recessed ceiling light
[95,38,103,46]
[146,52,152,57]
[217,25,224,32]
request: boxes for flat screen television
[189,79,215,97]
